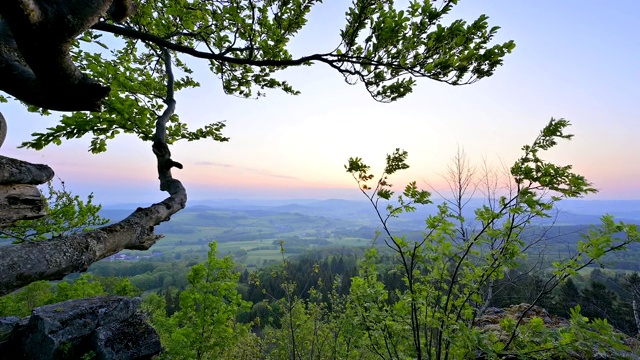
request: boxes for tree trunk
[633,299,640,336]
[0,190,185,296]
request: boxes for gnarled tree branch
[0,48,185,296]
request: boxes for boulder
[0,296,161,360]
[475,303,569,333]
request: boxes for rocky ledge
[0,296,160,360]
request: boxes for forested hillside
[0,0,638,359]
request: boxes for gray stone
[0,296,160,360]
[94,312,161,360]
[0,316,19,342]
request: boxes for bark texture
[0,7,185,360]
[0,179,185,296]
[0,112,6,148]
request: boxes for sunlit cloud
[2,2,639,203]
[194,161,232,167]
[193,161,299,180]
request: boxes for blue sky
[2,1,639,204]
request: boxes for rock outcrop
[0,155,54,228]
[475,303,570,333]
[475,303,640,359]
[0,296,161,360]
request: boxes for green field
[111,207,376,267]
[6,203,640,273]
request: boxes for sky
[2,1,640,205]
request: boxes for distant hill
[100,198,640,230]
[5,197,639,271]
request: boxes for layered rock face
[0,155,54,229]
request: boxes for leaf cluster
[344,119,640,359]
[18,0,514,152]
[0,180,109,243]
[0,274,140,317]
[340,0,515,101]
[154,242,251,359]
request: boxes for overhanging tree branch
[0,0,514,296]
[90,22,485,84]
[92,22,330,67]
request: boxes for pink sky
[1,1,639,205]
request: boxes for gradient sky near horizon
[2,1,639,205]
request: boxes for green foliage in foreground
[342,118,639,359]
[146,242,252,360]
[0,274,138,317]
[0,180,108,243]
[3,120,639,359]
[499,305,629,359]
